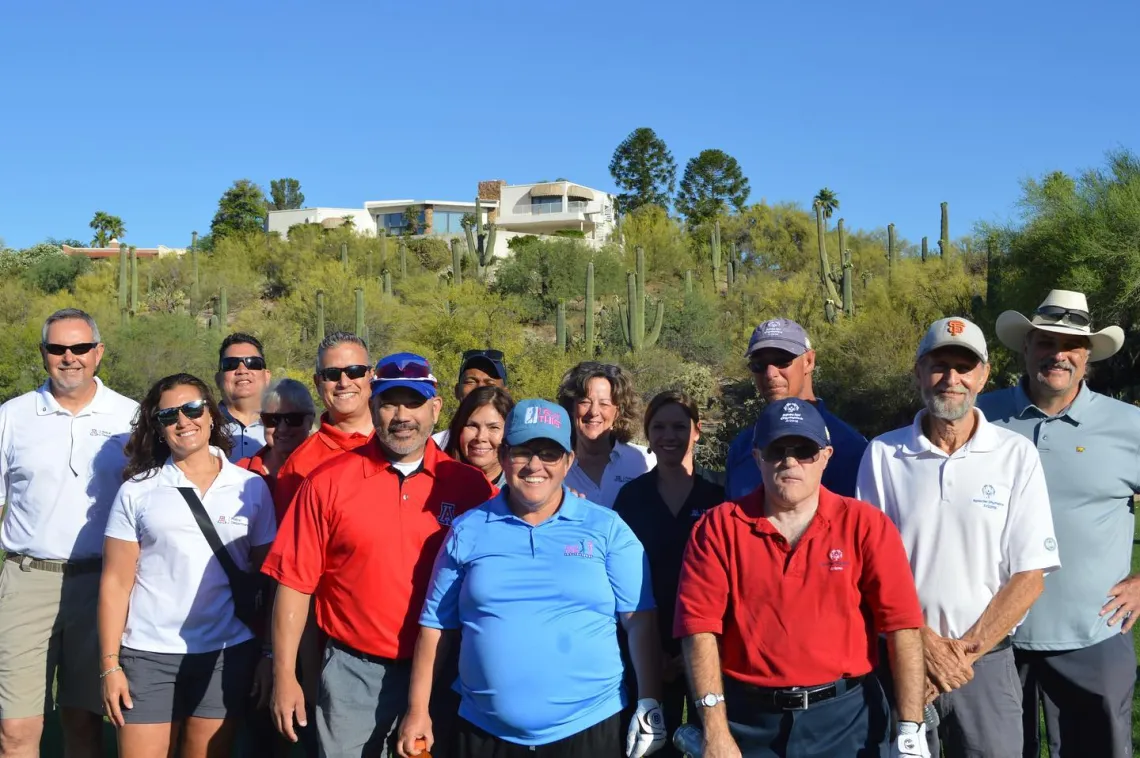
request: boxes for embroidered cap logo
[946,319,966,337]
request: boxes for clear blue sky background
[1,0,1136,249]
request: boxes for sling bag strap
[176,486,244,583]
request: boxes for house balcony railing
[510,201,591,216]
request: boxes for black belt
[328,638,407,667]
[4,554,102,576]
[729,674,867,711]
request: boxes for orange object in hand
[414,737,431,757]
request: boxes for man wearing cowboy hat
[976,289,1140,758]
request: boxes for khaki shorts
[0,558,102,718]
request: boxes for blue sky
[1,0,1136,249]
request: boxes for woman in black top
[614,390,725,753]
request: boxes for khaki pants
[0,558,102,718]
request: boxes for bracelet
[102,653,119,661]
[99,666,123,679]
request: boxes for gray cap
[916,317,989,363]
[746,318,812,357]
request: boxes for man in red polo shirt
[263,352,495,757]
[676,398,928,758]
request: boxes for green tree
[24,253,90,294]
[89,211,125,247]
[813,188,839,221]
[608,127,677,215]
[675,149,750,226]
[210,180,268,239]
[268,178,305,210]
[402,206,422,235]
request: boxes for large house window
[384,210,426,233]
[531,196,563,214]
[434,211,466,234]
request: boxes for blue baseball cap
[746,318,812,358]
[504,399,572,453]
[371,352,439,399]
[752,398,831,450]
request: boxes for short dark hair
[219,333,265,364]
[444,386,515,462]
[643,389,701,440]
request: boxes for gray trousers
[1017,632,1135,758]
[928,646,1022,758]
[317,641,411,758]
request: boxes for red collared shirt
[272,414,373,523]
[261,439,496,659]
[236,446,274,497]
[674,486,923,687]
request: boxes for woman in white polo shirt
[98,373,277,758]
[556,362,656,508]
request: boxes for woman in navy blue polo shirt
[614,390,725,756]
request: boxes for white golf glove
[895,721,930,757]
[625,697,666,758]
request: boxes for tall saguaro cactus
[450,238,463,287]
[685,269,693,296]
[814,203,839,323]
[921,236,929,263]
[887,223,896,282]
[726,259,735,291]
[315,291,326,343]
[355,288,366,343]
[398,239,408,278]
[619,247,664,352]
[584,262,595,356]
[710,220,722,290]
[118,243,129,315]
[383,271,393,298]
[218,287,228,328]
[555,300,566,352]
[463,197,497,279]
[190,231,201,312]
[129,246,139,315]
[939,202,950,258]
[341,242,349,271]
[838,219,854,318]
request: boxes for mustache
[385,421,419,434]
[1040,359,1075,373]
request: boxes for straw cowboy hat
[995,289,1124,362]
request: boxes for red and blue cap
[371,352,439,399]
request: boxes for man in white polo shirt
[0,308,138,758]
[856,316,1059,758]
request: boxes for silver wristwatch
[695,692,725,708]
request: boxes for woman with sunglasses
[98,373,277,758]
[236,378,317,495]
[556,361,655,508]
[612,390,725,756]
[443,386,515,488]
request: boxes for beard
[376,420,429,457]
[921,385,975,421]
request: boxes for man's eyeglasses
[1035,306,1090,329]
[155,399,207,427]
[760,443,822,463]
[749,355,796,373]
[506,446,566,465]
[43,342,98,356]
[375,359,433,381]
[318,365,370,382]
[220,356,267,372]
[261,412,311,429]
[462,349,504,362]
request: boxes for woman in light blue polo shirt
[396,399,667,758]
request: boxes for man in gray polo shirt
[976,289,1140,758]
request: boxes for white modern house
[266,179,616,259]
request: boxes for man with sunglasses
[431,348,508,449]
[263,352,495,758]
[723,319,867,501]
[0,309,138,758]
[676,398,927,758]
[857,317,1059,758]
[274,332,376,523]
[976,290,1140,758]
[216,333,272,463]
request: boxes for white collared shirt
[0,378,138,560]
[104,448,276,654]
[564,441,656,509]
[220,404,265,463]
[856,408,1060,639]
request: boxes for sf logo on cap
[946,319,966,336]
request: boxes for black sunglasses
[155,400,208,427]
[43,342,98,356]
[760,443,822,463]
[261,412,311,428]
[463,349,504,361]
[749,354,796,372]
[506,445,566,464]
[1035,306,1090,329]
[317,365,370,382]
[219,356,267,372]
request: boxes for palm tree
[89,211,126,247]
[813,188,839,221]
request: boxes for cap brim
[371,379,438,399]
[746,339,807,358]
[996,311,1123,362]
[460,357,505,380]
[754,428,831,450]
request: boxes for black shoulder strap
[176,486,243,582]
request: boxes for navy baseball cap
[460,348,507,385]
[752,398,831,450]
[504,399,572,453]
[371,352,439,399]
[746,319,812,357]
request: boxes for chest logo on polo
[972,484,1006,510]
[216,514,228,524]
[89,428,113,438]
[564,539,595,559]
[826,548,848,572]
[437,503,456,526]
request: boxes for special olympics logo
[946,319,966,336]
[785,401,800,412]
[982,484,995,498]
[829,549,843,562]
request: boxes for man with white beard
[857,317,1060,758]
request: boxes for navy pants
[723,675,891,758]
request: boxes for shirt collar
[317,413,373,451]
[361,436,442,479]
[155,446,234,487]
[219,403,264,430]
[485,486,587,524]
[35,377,113,417]
[1013,376,1090,424]
[731,485,838,533]
[899,407,1002,456]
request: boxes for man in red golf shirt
[263,352,495,757]
[676,398,928,758]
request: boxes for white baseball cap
[916,317,989,363]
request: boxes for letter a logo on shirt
[437,503,455,526]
